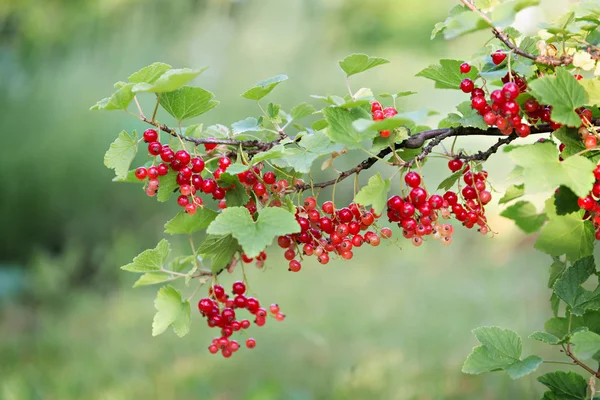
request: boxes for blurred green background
[0,0,576,399]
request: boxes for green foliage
[439,101,487,130]
[354,173,391,214]
[529,331,560,345]
[416,59,479,90]
[272,132,343,173]
[290,103,317,121]
[528,68,589,127]
[128,62,172,84]
[432,5,489,40]
[498,184,525,204]
[338,54,390,77]
[121,239,170,273]
[552,256,599,315]
[152,285,190,337]
[197,235,241,273]
[324,107,377,149]
[242,75,288,100]
[207,207,300,258]
[500,201,548,234]
[159,86,219,120]
[103,130,138,180]
[164,209,218,235]
[570,330,600,360]
[537,371,588,400]
[157,172,179,202]
[90,83,135,111]
[462,327,542,379]
[132,67,208,93]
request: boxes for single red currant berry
[240,319,250,329]
[160,148,175,163]
[212,187,226,200]
[208,345,218,354]
[372,110,385,121]
[460,78,474,93]
[288,259,301,272]
[146,166,159,179]
[229,340,240,352]
[234,295,247,308]
[501,82,519,100]
[190,157,205,173]
[148,141,162,156]
[574,74,583,81]
[246,297,260,313]
[586,136,597,149]
[211,284,226,300]
[380,130,391,138]
[322,201,335,214]
[275,313,285,322]
[177,195,189,207]
[185,203,197,215]
[143,128,158,143]
[517,124,531,138]
[174,150,191,165]
[135,167,147,180]
[503,101,519,116]
[317,253,330,264]
[201,179,217,194]
[491,50,507,65]
[263,171,276,184]
[471,96,487,111]
[246,338,256,349]
[448,159,463,172]
[524,99,539,114]
[219,157,231,170]
[380,227,392,238]
[232,281,246,295]
[284,249,295,261]
[404,171,421,188]
[371,101,382,113]
[483,112,497,126]
[460,62,471,74]
[157,163,169,176]
[578,195,595,211]
[253,182,266,196]
[204,139,217,151]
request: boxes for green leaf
[529,331,560,345]
[431,5,490,40]
[549,257,567,288]
[338,54,390,77]
[462,326,541,379]
[290,102,317,120]
[232,117,261,135]
[416,59,479,90]
[132,67,208,93]
[158,86,219,121]
[528,68,588,127]
[323,107,377,149]
[554,186,581,215]
[500,200,548,233]
[439,101,487,130]
[217,172,250,207]
[379,91,417,99]
[553,256,598,314]
[90,83,136,111]
[312,119,329,131]
[104,130,138,180]
[132,272,174,288]
[121,239,170,273]
[197,234,241,273]
[535,202,595,263]
[157,172,179,202]
[152,285,190,337]
[537,371,587,400]
[128,62,172,84]
[274,132,342,173]
[164,209,218,235]
[507,142,595,197]
[352,116,412,133]
[580,79,600,107]
[499,184,525,204]
[437,170,462,191]
[571,330,600,360]
[492,0,541,28]
[251,144,286,164]
[206,206,300,258]
[354,173,391,215]
[241,75,288,101]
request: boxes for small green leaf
[132,67,208,93]
[438,101,488,130]
[121,239,170,273]
[553,256,598,314]
[354,173,391,215]
[164,209,218,235]
[159,86,219,120]
[232,117,261,135]
[338,54,390,77]
[416,59,479,90]
[290,102,317,120]
[431,4,490,40]
[500,200,548,233]
[379,91,417,98]
[104,130,138,180]
[206,206,300,258]
[157,172,179,202]
[241,75,288,101]
[498,184,525,204]
[128,62,172,84]
[90,83,136,111]
[132,272,174,288]
[197,234,241,273]
[504,355,543,380]
[251,144,286,164]
[528,67,588,127]
[571,331,600,360]
[529,331,560,345]
[508,142,595,197]
[537,371,587,400]
[217,172,250,207]
[437,170,462,191]
[554,186,581,215]
[323,107,377,149]
[152,285,190,337]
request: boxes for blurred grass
[0,0,576,398]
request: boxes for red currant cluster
[134,129,234,213]
[236,168,301,214]
[275,200,392,272]
[198,281,284,358]
[370,101,398,138]
[575,165,600,240]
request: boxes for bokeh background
[0,0,578,399]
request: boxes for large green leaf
[492,0,541,28]
[528,68,589,127]
[290,102,317,120]
[416,59,479,90]
[159,86,219,120]
[152,285,190,337]
[431,4,490,40]
[206,206,300,258]
[128,62,172,84]
[164,209,218,235]
[338,54,390,77]
[241,75,288,101]
[500,200,548,233]
[323,107,377,149]
[570,330,600,360]
[121,239,170,273]
[90,83,136,111]
[580,79,600,107]
[462,326,542,379]
[197,234,241,273]
[507,142,595,197]
[104,130,138,180]
[537,371,588,400]
[553,256,600,315]
[157,172,179,203]
[354,173,391,215]
[498,184,525,204]
[438,101,487,130]
[132,67,208,93]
